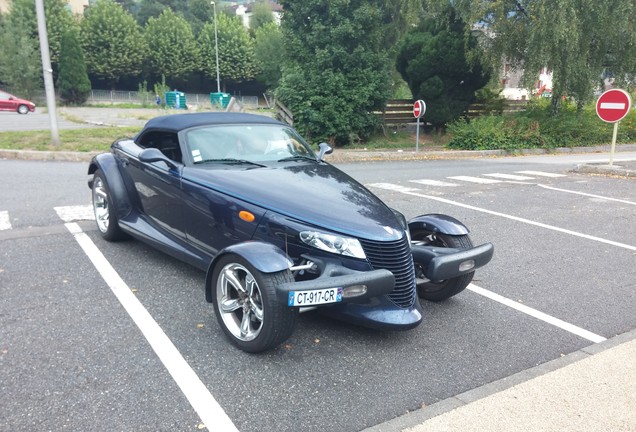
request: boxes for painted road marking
[448,176,503,184]
[516,171,566,178]
[368,183,636,251]
[410,179,459,187]
[537,184,636,205]
[63,222,239,432]
[468,284,606,343]
[483,173,536,181]
[54,205,94,222]
[0,211,11,230]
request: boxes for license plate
[288,287,343,306]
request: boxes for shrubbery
[447,99,636,151]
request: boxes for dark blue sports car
[88,112,493,352]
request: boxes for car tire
[412,230,474,301]
[212,254,298,353]
[91,169,128,241]
[17,104,29,114]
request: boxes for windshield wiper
[277,155,316,162]
[196,158,267,168]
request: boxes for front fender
[408,214,469,236]
[205,242,293,303]
[88,153,133,221]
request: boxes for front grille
[359,236,416,308]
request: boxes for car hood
[182,162,404,241]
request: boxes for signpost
[596,89,632,165]
[413,100,426,152]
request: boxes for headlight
[299,231,366,259]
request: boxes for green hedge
[447,99,636,151]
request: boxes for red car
[0,90,36,114]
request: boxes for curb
[361,329,636,432]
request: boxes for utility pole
[211,1,221,93]
[35,0,60,145]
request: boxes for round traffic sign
[413,100,426,118]
[596,89,632,123]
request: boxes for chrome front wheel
[91,170,127,241]
[212,254,297,353]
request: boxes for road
[1,154,634,431]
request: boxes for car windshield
[185,124,316,164]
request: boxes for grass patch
[0,127,139,152]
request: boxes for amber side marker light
[239,210,255,222]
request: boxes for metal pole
[35,0,60,145]
[212,1,221,93]
[610,121,618,166]
[415,117,420,152]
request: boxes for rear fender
[408,214,469,236]
[205,242,293,302]
[88,153,133,221]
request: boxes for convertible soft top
[140,112,284,133]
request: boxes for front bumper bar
[411,242,494,281]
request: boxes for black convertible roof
[140,112,284,133]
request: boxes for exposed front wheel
[212,254,298,353]
[17,104,29,114]
[91,170,128,241]
[412,230,474,301]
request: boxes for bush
[447,100,636,150]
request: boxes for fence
[375,98,530,126]
[87,90,262,109]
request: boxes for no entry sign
[413,100,426,118]
[596,89,632,123]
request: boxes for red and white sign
[413,100,426,118]
[596,89,632,123]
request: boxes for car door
[120,131,186,240]
[0,92,11,111]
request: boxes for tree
[250,1,274,33]
[0,23,42,98]
[57,29,91,104]
[396,9,490,128]
[439,0,636,109]
[3,0,75,81]
[253,22,284,88]
[276,1,392,145]
[144,9,200,83]
[199,13,257,87]
[81,0,147,87]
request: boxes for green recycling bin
[165,91,186,109]
[210,92,231,108]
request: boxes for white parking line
[448,176,503,184]
[537,184,636,205]
[54,205,94,222]
[410,179,459,187]
[63,222,238,432]
[483,173,536,181]
[516,171,566,178]
[0,211,11,230]
[368,183,636,251]
[467,284,606,343]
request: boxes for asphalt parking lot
[0,109,635,431]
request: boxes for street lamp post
[211,1,221,93]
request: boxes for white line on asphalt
[483,173,536,181]
[448,176,503,184]
[0,211,11,230]
[537,184,636,205]
[54,205,94,222]
[516,171,566,178]
[467,284,606,343]
[410,179,459,187]
[63,222,238,432]
[367,183,636,251]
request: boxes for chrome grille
[359,236,416,308]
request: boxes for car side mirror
[316,142,333,161]
[139,147,178,170]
